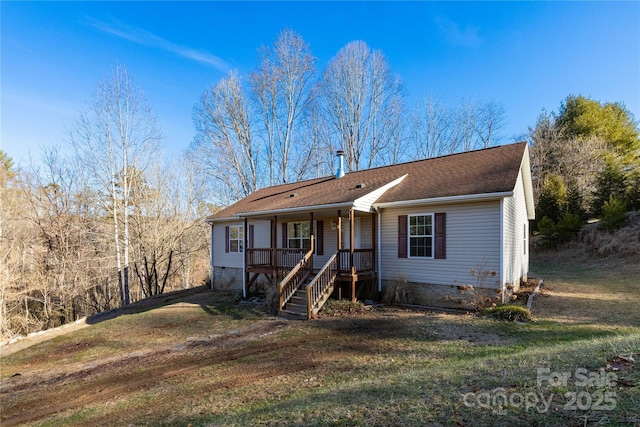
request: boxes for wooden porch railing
[338,248,374,273]
[247,248,307,283]
[277,244,314,313]
[247,248,307,268]
[306,253,338,320]
[246,248,272,267]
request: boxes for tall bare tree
[411,95,506,159]
[129,160,208,298]
[475,101,506,148]
[192,70,257,203]
[411,95,452,159]
[319,41,404,171]
[250,28,316,185]
[70,65,161,306]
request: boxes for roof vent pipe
[336,150,345,179]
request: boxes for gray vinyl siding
[359,215,373,248]
[502,170,529,287]
[212,220,271,269]
[277,215,374,268]
[379,201,502,289]
[212,213,375,270]
[252,219,272,249]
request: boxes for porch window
[287,222,311,250]
[409,214,433,258]
[228,225,244,253]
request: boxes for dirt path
[0,318,369,426]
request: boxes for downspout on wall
[375,206,382,293]
[209,222,214,290]
[499,198,506,303]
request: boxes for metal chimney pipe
[336,150,345,179]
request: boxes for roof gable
[208,142,528,220]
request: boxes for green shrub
[598,196,628,231]
[592,158,627,216]
[535,174,567,230]
[555,213,584,241]
[482,305,534,322]
[625,168,640,211]
[538,213,583,247]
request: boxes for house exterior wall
[502,170,529,292]
[276,214,374,268]
[211,219,271,290]
[378,200,503,308]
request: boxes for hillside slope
[1,261,638,426]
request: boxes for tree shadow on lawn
[305,312,621,360]
[530,285,640,327]
[168,374,579,427]
[85,287,245,325]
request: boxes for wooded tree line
[529,95,640,245]
[189,29,507,204]
[1,67,210,338]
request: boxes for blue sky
[2,1,639,166]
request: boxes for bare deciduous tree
[320,41,404,171]
[529,110,606,207]
[411,95,506,159]
[70,65,161,306]
[250,28,316,185]
[192,70,257,203]
[130,160,208,298]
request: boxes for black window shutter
[248,224,254,249]
[225,226,230,253]
[398,215,408,258]
[316,220,324,255]
[282,223,288,248]
[435,213,446,259]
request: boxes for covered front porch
[240,208,377,318]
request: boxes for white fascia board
[353,174,408,213]
[235,202,354,218]
[373,191,513,209]
[206,217,243,223]
[520,146,536,220]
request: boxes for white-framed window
[287,222,311,250]
[409,214,433,258]
[228,224,244,253]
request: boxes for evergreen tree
[535,174,567,229]
[593,159,627,216]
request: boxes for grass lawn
[1,255,639,426]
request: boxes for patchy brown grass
[1,252,639,426]
[530,248,640,327]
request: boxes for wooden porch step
[290,296,306,305]
[281,286,309,319]
[285,301,306,311]
[280,309,307,320]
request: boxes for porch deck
[246,247,375,282]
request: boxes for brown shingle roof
[208,142,527,220]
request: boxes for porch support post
[243,217,249,298]
[310,212,314,270]
[349,208,356,302]
[272,215,278,283]
[336,210,342,274]
[372,211,377,273]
